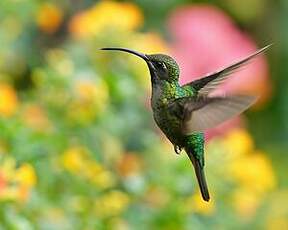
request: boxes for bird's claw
[174,145,182,154]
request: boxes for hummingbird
[101,44,271,201]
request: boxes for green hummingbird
[101,44,271,201]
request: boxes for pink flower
[167,5,271,139]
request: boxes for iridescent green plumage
[101,45,271,202]
[147,54,209,200]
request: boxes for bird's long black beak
[100,47,149,61]
[100,47,157,81]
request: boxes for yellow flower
[75,80,99,101]
[16,164,37,202]
[61,146,115,189]
[94,190,130,217]
[68,79,109,123]
[205,128,277,219]
[223,128,254,157]
[68,100,96,124]
[15,163,37,188]
[267,217,288,230]
[0,157,36,202]
[90,170,115,189]
[183,193,215,215]
[1,157,16,181]
[82,161,115,189]
[61,146,88,173]
[232,189,261,219]
[131,33,168,54]
[36,3,63,34]
[69,1,143,38]
[0,83,18,117]
[0,187,18,202]
[265,191,288,230]
[229,152,276,193]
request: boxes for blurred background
[0,0,287,229]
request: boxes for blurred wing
[182,44,271,96]
[169,95,257,134]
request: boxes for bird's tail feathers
[186,151,210,202]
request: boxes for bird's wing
[168,95,257,134]
[182,44,271,96]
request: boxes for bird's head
[101,48,180,84]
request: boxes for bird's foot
[174,145,182,155]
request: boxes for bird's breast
[150,83,188,145]
[152,102,183,146]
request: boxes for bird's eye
[152,61,169,80]
[155,61,167,70]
